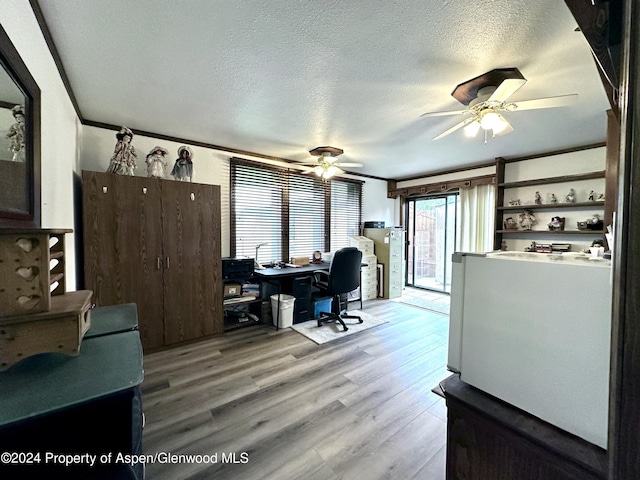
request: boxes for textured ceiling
[36,0,610,180]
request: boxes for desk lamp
[254,242,269,270]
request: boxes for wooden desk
[254,263,330,328]
[254,262,330,279]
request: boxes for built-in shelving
[498,170,605,188]
[497,229,604,235]
[498,201,604,211]
[494,155,607,251]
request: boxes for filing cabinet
[364,227,405,299]
[360,254,378,300]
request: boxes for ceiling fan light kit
[300,146,363,180]
[421,67,578,143]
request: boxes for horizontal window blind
[231,161,285,265]
[231,158,362,262]
[288,172,327,259]
[330,180,363,251]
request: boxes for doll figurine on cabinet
[171,146,193,182]
[106,126,137,175]
[145,146,169,178]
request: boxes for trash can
[270,294,296,328]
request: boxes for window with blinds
[330,180,362,251]
[231,158,362,263]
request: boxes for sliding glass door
[406,193,459,293]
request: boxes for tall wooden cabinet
[82,171,223,350]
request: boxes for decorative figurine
[597,193,605,201]
[524,241,536,252]
[565,188,576,203]
[549,193,558,204]
[577,213,603,230]
[500,240,508,251]
[534,191,542,205]
[6,104,25,162]
[547,216,565,231]
[588,190,596,202]
[106,126,137,175]
[508,199,521,206]
[503,217,518,230]
[171,145,193,182]
[518,210,538,231]
[145,146,169,178]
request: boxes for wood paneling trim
[609,1,640,478]
[604,110,620,251]
[500,143,606,163]
[387,174,495,199]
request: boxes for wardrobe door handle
[157,257,161,270]
[165,257,170,269]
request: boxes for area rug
[291,310,388,345]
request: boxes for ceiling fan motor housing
[309,146,344,157]
[452,68,526,105]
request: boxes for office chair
[313,247,363,331]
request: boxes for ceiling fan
[420,68,578,143]
[299,146,363,179]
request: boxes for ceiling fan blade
[420,109,469,118]
[433,117,477,140]
[488,78,527,103]
[300,167,316,174]
[336,162,363,167]
[512,94,578,111]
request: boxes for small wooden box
[0,290,93,371]
[0,232,51,316]
[290,256,310,266]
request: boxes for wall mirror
[0,24,41,227]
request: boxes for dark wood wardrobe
[82,170,223,350]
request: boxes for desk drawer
[289,276,312,297]
[294,297,312,324]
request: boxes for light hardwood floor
[141,295,450,480]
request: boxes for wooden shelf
[498,201,604,211]
[499,170,605,188]
[498,229,604,235]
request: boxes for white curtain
[458,184,495,252]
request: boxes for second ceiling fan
[421,68,578,142]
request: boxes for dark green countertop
[0,330,143,427]
[85,303,138,338]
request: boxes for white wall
[362,178,397,227]
[80,125,397,256]
[0,0,82,289]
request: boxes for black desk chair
[313,247,363,331]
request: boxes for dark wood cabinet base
[442,375,607,480]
